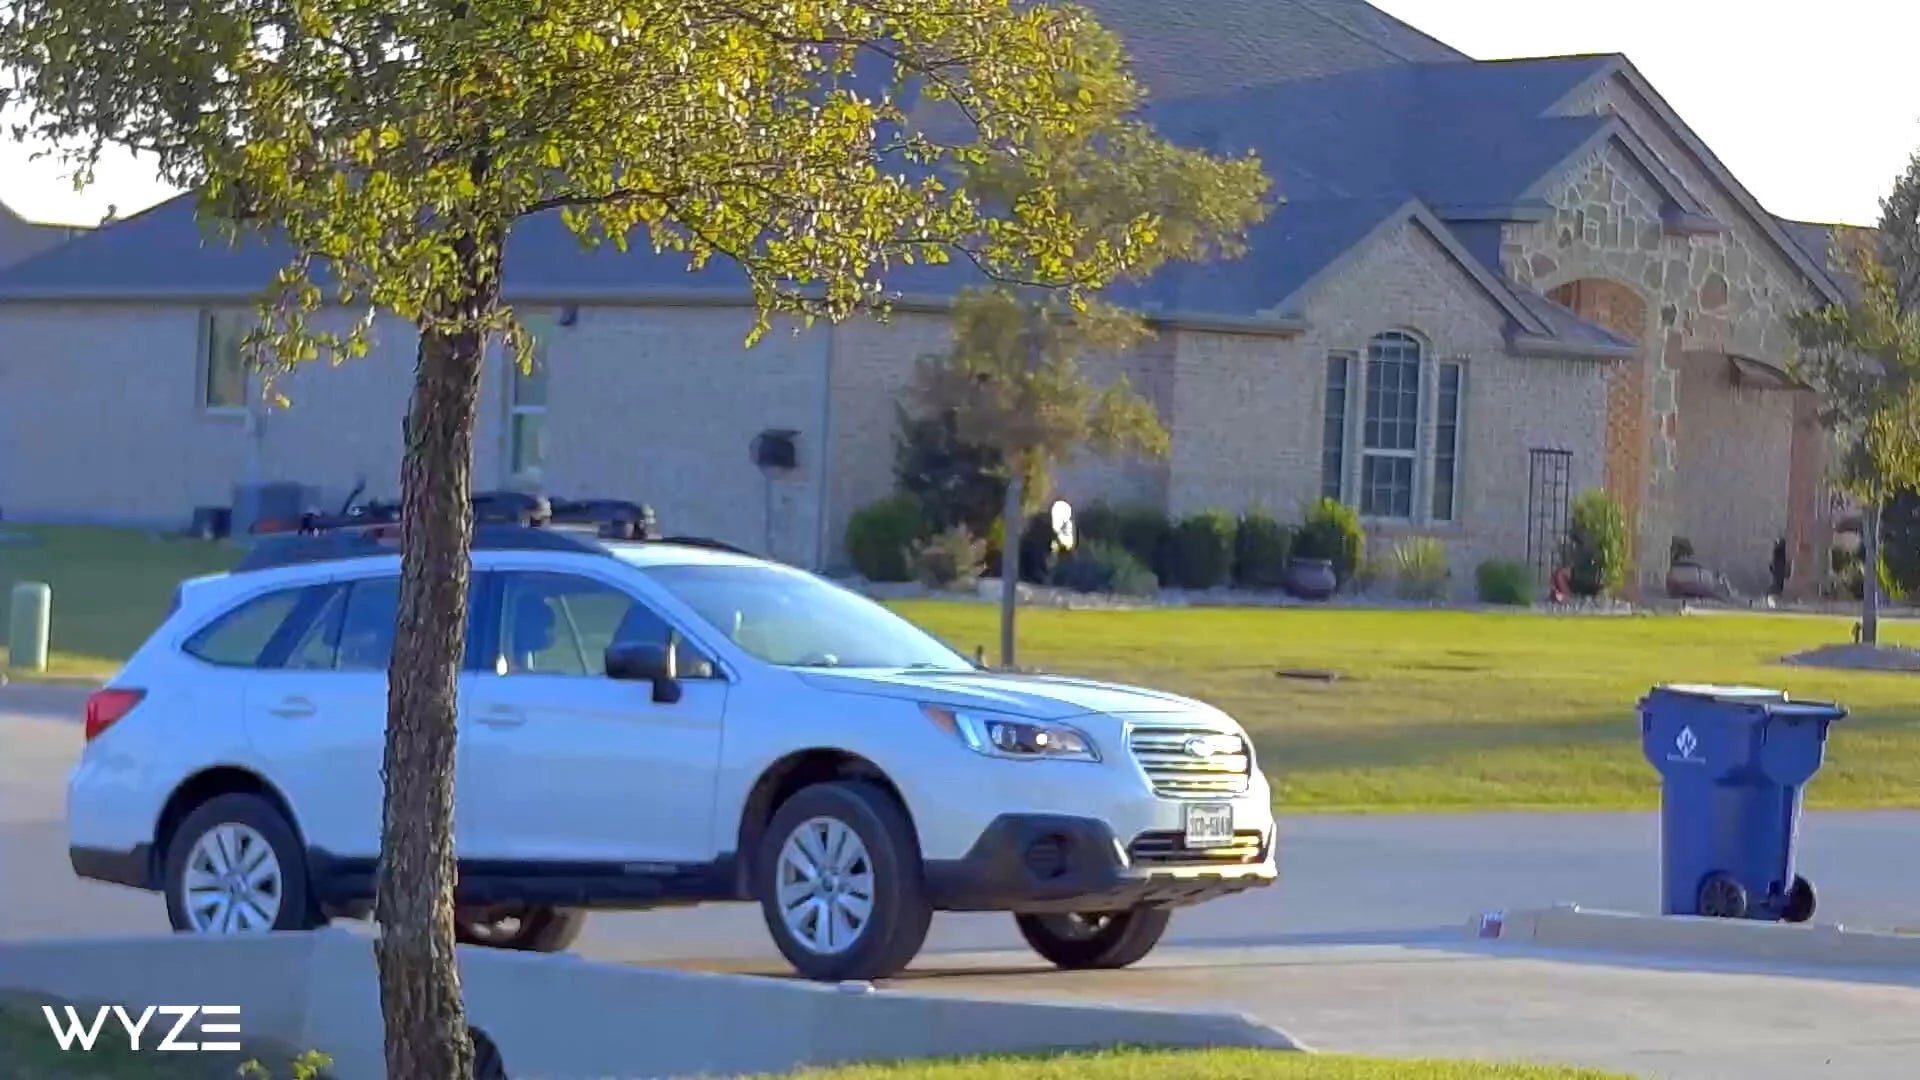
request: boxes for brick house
[0,0,1848,595]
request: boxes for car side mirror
[605,641,682,704]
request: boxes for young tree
[908,122,1270,665]
[3,2,1262,1074]
[1789,149,1920,644]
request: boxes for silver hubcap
[182,823,282,933]
[776,816,875,955]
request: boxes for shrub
[1562,488,1630,597]
[1476,559,1535,606]
[1295,498,1365,584]
[911,526,987,590]
[1233,511,1294,589]
[1164,511,1237,589]
[1074,500,1123,548]
[1669,535,1695,565]
[1018,510,1059,584]
[1830,543,1864,600]
[1113,504,1174,577]
[845,493,926,583]
[892,406,1006,537]
[1392,537,1450,601]
[1051,539,1159,597]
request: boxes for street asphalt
[4,683,1919,1079]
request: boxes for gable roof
[0,7,1786,357]
[1546,56,1847,307]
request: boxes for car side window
[182,587,311,668]
[495,572,712,678]
[283,587,349,671]
[334,576,402,672]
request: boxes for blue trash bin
[1640,684,1846,923]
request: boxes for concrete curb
[0,931,1307,1078]
[1470,905,1920,972]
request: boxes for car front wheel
[755,780,932,981]
[1015,907,1171,970]
[162,793,322,935]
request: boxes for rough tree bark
[374,228,499,1080]
[1863,498,1883,646]
[998,464,1024,668]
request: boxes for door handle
[268,697,316,719]
[476,706,526,729]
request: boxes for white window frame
[505,313,553,482]
[1358,331,1424,521]
[198,309,252,416]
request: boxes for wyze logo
[1666,725,1704,765]
[41,1004,242,1053]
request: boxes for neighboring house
[0,0,1849,595]
[0,200,86,272]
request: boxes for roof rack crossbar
[233,522,612,573]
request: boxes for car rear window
[181,587,308,667]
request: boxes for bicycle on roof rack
[234,484,753,573]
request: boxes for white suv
[68,525,1276,980]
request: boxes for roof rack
[233,522,613,573]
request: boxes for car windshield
[638,562,974,670]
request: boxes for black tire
[755,780,932,981]
[455,906,587,952]
[162,793,322,934]
[1697,872,1750,919]
[1783,875,1817,924]
[470,1025,507,1080]
[1015,907,1172,970]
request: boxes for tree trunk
[375,238,498,1080]
[999,464,1024,669]
[1863,498,1883,647]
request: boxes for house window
[1320,354,1353,501]
[1360,331,1422,519]
[507,318,551,478]
[202,311,249,412]
[1432,361,1465,522]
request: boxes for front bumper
[923,813,1276,914]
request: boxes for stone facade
[1504,76,1834,594]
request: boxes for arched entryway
[1549,279,1652,587]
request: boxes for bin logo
[1670,725,1703,764]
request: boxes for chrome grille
[1129,829,1268,866]
[1128,725,1252,798]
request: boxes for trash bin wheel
[1698,873,1750,918]
[1783,875,1816,924]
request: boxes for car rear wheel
[1015,907,1172,970]
[162,793,322,935]
[455,906,587,952]
[755,780,932,981]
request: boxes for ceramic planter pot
[1666,559,1716,600]
[1284,557,1339,601]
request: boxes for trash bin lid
[1655,683,1788,702]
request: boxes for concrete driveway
[6,684,1920,1079]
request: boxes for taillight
[84,689,146,742]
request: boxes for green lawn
[6,524,1918,812]
[780,1049,1627,1080]
[1,525,241,678]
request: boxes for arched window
[1361,331,1423,519]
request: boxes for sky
[1,0,1915,228]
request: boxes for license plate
[1183,803,1234,848]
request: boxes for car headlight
[921,705,1100,762]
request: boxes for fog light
[1024,835,1070,879]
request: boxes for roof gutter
[0,283,1312,336]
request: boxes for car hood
[796,668,1213,722]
